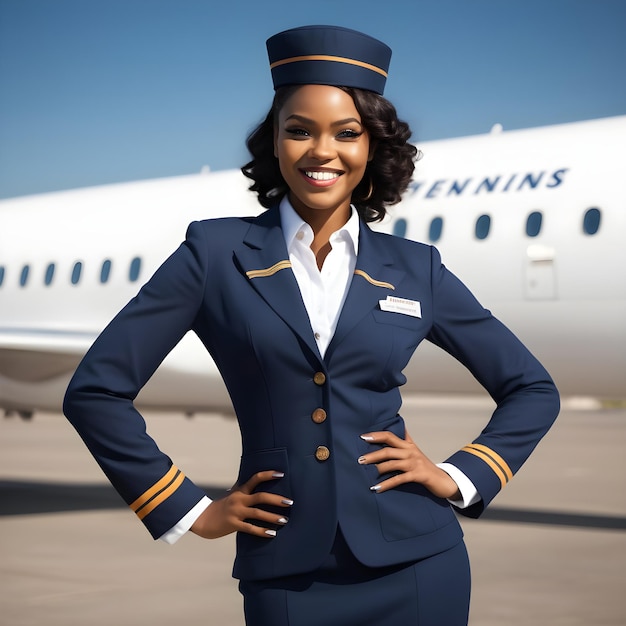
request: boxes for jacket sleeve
[63,221,210,539]
[426,246,560,518]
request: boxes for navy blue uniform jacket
[64,206,559,582]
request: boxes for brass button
[311,408,327,424]
[313,372,326,386]
[315,445,330,461]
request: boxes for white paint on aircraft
[1,116,624,414]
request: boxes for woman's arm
[64,222,212,539]
[425,246,560,516]
[353,244,559,514]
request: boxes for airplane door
[525,244,557,300]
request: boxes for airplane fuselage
[1,116,624,414]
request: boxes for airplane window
[71,261,83,285]
[100,259,112,284]
[44,263,55,286]
[429,217,443,242]
[0,266,4,287]
[129,257,142,282]
[583,208,601,235]
[475,214,491,240]
[20,264,30,287]
[526,211,543,237]
[392,218,407,238]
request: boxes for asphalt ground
[1,395,625,625]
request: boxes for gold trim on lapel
[353,269,396,290]
[246,260,292,279]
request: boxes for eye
[285,127,310,137]
[337,129,362,139]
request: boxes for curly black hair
[241,85,419,222]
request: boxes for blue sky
[0,0,624,199]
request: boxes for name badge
[379,296,422,318]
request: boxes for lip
[298,168,344,188]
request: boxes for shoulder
[366,227,439,265]
[187,215,257,239]
[187,207,279,240]
[182,216,259,255]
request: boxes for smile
[299,169,343,187]
[304,170,340,181]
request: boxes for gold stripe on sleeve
[246,260,292,279]
[270,54,388,77]
[130,466,179,512]
[354,269,395,290]
[466,443,513,482]
[135,471,186,520]
[460,445,509,489]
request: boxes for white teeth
[305,171,339,181]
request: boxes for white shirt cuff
[158,496,212,545]
[436,463,481,509]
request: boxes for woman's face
[274,84,371,220]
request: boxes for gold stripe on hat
[246,260,292,279]
[354,269,395,290]
[270,54,388,78]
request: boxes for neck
[289,194,351,236]
[291,199,351,270]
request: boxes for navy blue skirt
[239,529,471,626]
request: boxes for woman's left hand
[358,429,461,500]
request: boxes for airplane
[1,115,624,418]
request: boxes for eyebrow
[284,114,363,127]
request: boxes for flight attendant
[64,25,560,625]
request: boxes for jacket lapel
[233,207,321,360]
[326,222,406,361]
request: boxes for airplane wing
[0,329,95,382]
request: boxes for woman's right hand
[190,470,292,539]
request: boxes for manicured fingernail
[272,472,285,478]
[357,456,367,464]
[265,529,277,537]
[370,484,381,492]
[360,435,374,441]
[277,517,288,524]
[281,499,294,506]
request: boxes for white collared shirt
[279,196,359,358]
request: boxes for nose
[308,134,336,161]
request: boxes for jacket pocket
[237,447,292,506]
[375,482,456,541]
[356,417,456,541]
[372,307,424,331]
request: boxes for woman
[64,25,560,625]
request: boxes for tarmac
[1,394,625,625]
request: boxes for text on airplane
[409,168,568,200]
